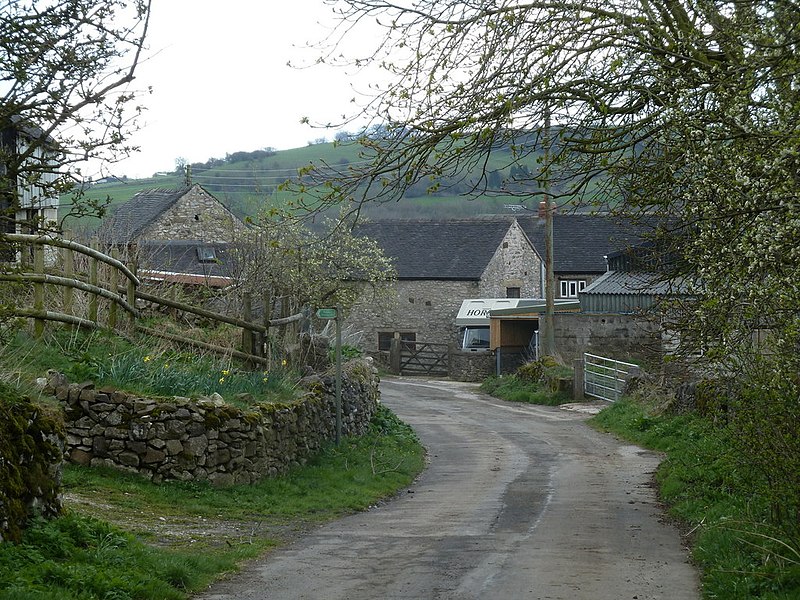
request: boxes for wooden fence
[1,234,302,367]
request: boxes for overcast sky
[109,1,372,179]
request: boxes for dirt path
[195,377,699,600]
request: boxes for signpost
[316,307,342,444]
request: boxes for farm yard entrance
[389,339,449,377]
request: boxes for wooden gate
[390,340,449,376]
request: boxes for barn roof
[517,214,649,274]
[355,214,651,280]
[137,239,236,287]
[354,219,513,280]
[98,187,190,244]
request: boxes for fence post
[88,242,99,325]
[108,247,119,330]
[62,246,74,319]
[241,292,254,364]
[33,243,45,338]
[127,258,137,330]
[573,358,585,401]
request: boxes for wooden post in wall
[33,243,45,338]
[108,247,119,330]
[62,247,74,320]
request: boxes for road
[196,377,699,600]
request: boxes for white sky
[108,1,374,179]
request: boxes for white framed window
[559,279,586,298]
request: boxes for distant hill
[60,139,577,234]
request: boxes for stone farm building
[347,213,647,355]
[98,184,246,287]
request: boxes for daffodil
[222,369,230,376]
[219,377,225,384]
[143,355,151,362]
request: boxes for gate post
[389,335,401,375]
[573,358,585,401]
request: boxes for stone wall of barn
[56,359,379,486]
[140,185,245,243]
[346,279,481,353]
[480,220,543,298]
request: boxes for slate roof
[354,214,651,280]
[98,187,190,244]
[137,240,236,281]
[517,214,650,274]
[354,219,514,279]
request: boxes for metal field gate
[583,353,639,402]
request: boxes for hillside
[60,140,569,234]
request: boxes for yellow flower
[262,377,269,383]
[281,359,287,367]
[163,363,170,369]
[143,355,151,362]
[219,377,225,384]
[222,369,230,376]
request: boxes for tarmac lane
[196,377,699,600]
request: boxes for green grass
[0,513,235,600]
[0,404,425,599]
[0,329,297,406]
[480,373,573,406]
[592,398,800,599]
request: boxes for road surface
[196,377,699,600]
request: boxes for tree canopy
[1,0,152,227]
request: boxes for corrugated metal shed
[578,271,679,313]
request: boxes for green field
[60,139,593,234]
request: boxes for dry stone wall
[56,359,379,486]
[0,383,64,543]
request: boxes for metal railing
[584,353,639,402]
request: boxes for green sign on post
[316,308,337,319]
[316,306,342,444]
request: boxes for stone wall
[449,349,496,382]
[553,312,664,367]
[0,382,64,543]
[56,359,379,486]
[140,184,246,243]
[346,279,480,353]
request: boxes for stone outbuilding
[347,218,544,354]
[346,213,651,359]
[98,184,247,287]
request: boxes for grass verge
[0,404,425,600]
[480,374,573,405]
[591,398,800,599]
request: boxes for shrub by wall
[0,382,64,543]
[56,358,380,486]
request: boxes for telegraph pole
[542,106,555,357]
